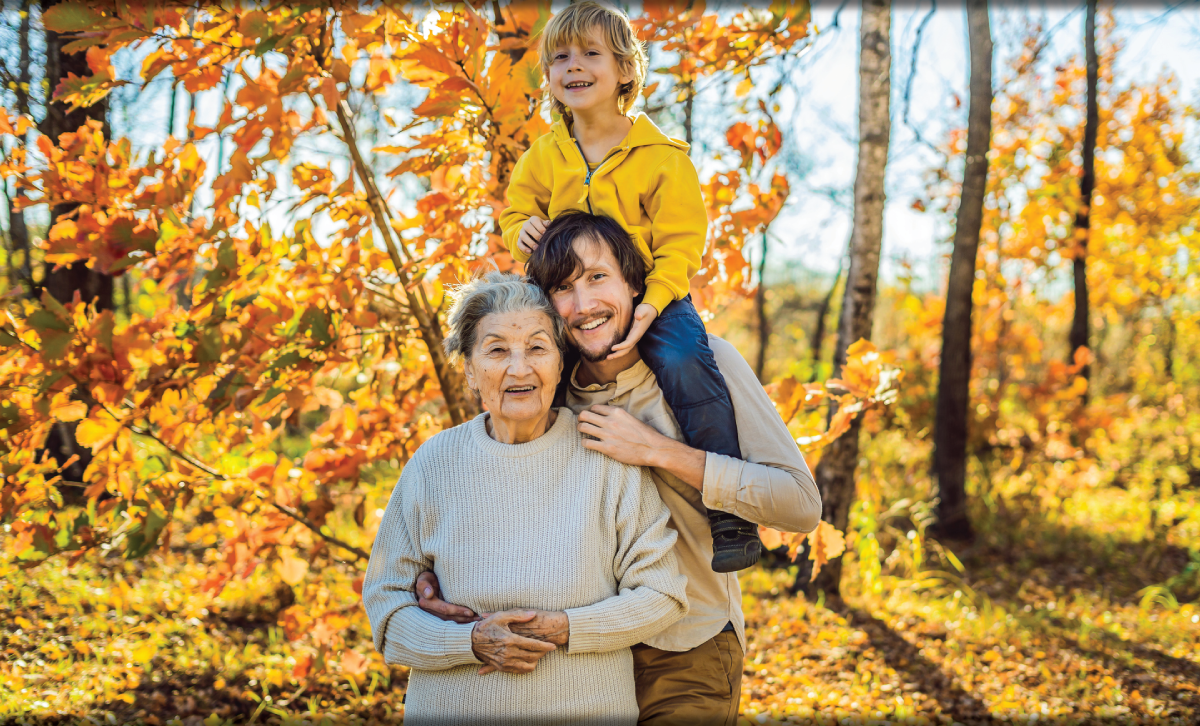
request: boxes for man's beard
[573,313,631,363]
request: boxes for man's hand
[606,303,658,359]
[416,571,480,624]
[471,610,558,675]
[517,216,548,255]
[507,610,569,647]
[578,405,706,490]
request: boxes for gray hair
[442,271,566,362]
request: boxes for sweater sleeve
[499,143,553,263]
[700,336,822,534]
[361,461,481,670]
[563,464,689,654]
[641,151,709,314]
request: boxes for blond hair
[538,1,648,119]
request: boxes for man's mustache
[570,311,616,329]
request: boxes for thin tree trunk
[167,75,177,139]
[9,0,33,294]
[683,77,694,148]
[39,0,112,491]
[805,0,892,598]
[809,255,845,383]
[333,100,476,426]
[1069,0,1097,386]
[754,232,770,381]
[933,0,992,543]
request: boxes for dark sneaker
[708,510,762,572]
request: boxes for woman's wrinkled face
[464,310,562,426]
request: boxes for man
[418,212,821,725]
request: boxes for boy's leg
[639,295,762,572]
[632,632,743,726]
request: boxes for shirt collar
[568,358,655,400]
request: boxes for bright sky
[35,3,1200,294]
[760,1,1200,288]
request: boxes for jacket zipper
[574,139,595,214]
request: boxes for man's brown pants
[631,631,743,726]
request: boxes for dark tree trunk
[809,256,845,383]
[754,232,770,381]
[38,0,112,490]
[1069,0,1098,385]
[932,1,993,543]
[804,0,892,598]
[39,0,112,313]
[8,0,34,294]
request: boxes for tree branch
[901,0,943,158]
[272,501,370,562]
[128,425,370,563]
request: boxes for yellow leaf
[759,527,784,551]
[75,415,122,450]
[276,551,309,585]
[341,649,368,675]
[51,400,88,422]
[131,642,157,664]
[807,521,846,581]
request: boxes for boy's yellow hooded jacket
[500,113,707,314]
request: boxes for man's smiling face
[547,235,638,362]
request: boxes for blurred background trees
[2,1,1199,722]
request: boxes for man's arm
[577,337,821,534]
[698,336,821,533]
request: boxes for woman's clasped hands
[470,610,562,675]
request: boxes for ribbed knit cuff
[442,620,482,664]
[563,590,681,655]
[382,614,481,668]
[701,452,741,515]
[641,283,676,315]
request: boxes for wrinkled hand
[416,571,480,624]
[606,303,657,359]
[506,610,569,647]
[577,404,670,468]
[518,216,548,256]
[472,610,558,675]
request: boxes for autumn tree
[0,2,889,689]
[1,0,34,295]
[806,0,893,597]
[932,0,992,542]
[1069,0,1099,385]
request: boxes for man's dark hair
[525,212,646,296]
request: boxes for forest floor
[2,507,1198,726]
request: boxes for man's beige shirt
[567,335,821,653]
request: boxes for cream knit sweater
[362,408,688,725]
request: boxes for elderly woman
[362,272,687,724]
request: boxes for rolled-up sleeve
[700,336,822,534]
[361,462,481,670]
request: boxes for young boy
[498,1,763,572]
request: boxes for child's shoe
[708,510,762,572]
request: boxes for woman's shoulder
[407,417,480,468]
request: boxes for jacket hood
[550,113,689,153]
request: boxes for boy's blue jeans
[638,295,742,462]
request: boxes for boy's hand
[607,303,658,360]
[517,217,548,256]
